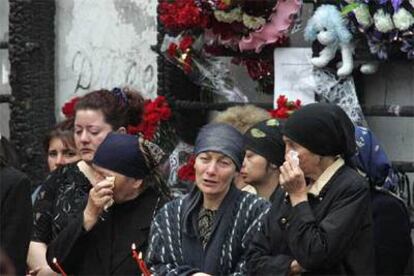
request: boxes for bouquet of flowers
[161,34,249,102]
[344,0,414,59]
[127,96,172,140]
[269,95,301,119]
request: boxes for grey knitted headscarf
[194,123,245,171]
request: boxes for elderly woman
[247,103,375,275]
[45,133,169,275]
[146,123,270,275]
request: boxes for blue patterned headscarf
[353,126,398,191]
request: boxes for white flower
[393,8,414,31]
[242,13,266,30]
[354,4,373,28]
[373,10,394,33]
[214,8,242,23]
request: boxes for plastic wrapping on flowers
[161,34,248,102]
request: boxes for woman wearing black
[46,133,169,275]
[28,88,144,275]
[247,103,375,275]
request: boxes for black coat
[46,187,166,275]
[0,166,32,275]
[247,165,375,275]
[371,187,412,275]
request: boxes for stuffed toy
[304,5,354,77]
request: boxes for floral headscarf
[353,126,398,191]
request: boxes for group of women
[1,86,411,275]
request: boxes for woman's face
[47,137,80,171]
[194,151,236,199]
[240,149,270,186]
[283,136,321,180]
[93,165,142,203]
[74,109,113,163]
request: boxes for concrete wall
[363,64,414,180]
[55,0,158,119]
[0,0,10,138]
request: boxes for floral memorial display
[158,0,302,95]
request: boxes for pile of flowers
[269,95,301,119]
[127,96,172,140]
[158,0,301,95]
[344,0,414,59]
[159,0,296,52]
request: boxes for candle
[138,251,151,276]
[52,257,67,276]
[131,243,151,276]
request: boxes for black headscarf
[283,103,356,163]
[93,133,150,179]
[244,119,285,166]
[194,123,245,171]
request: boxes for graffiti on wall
[71,49,155,95]
[56,0,157,117]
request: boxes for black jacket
[0,166,32,275]
[246,165,375,275]
[371,187,412,275]
[46,187,166,275]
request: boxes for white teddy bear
[305,5,354,77]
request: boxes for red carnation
[128,96,173,139]
[178,155,196,182]
[276,95,288,108]
[167,43,178,58]
[61,97,79,118]
[275,107,289,118]
[269,95,301,119]
[179,36,194,52]
[159,106,172,120]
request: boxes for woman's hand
[279,154,308,206]
[83,178,114,231]
[27,266,58,276]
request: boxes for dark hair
[43,118,76,154]
[0,137,20,169]
[75,88,145,130]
